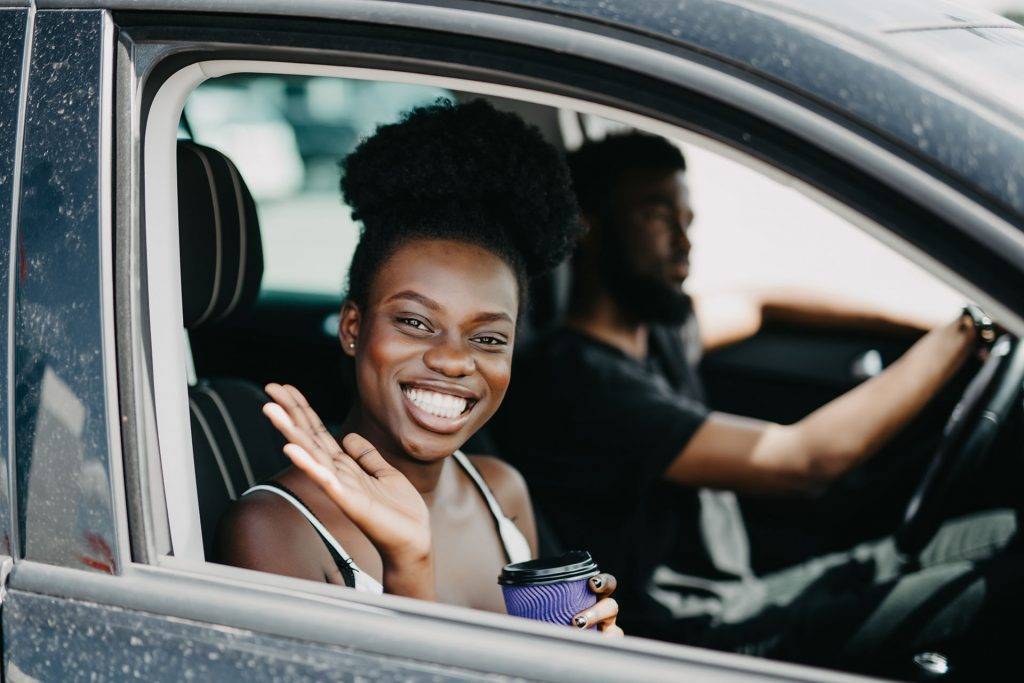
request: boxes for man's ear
[339,300,361,357]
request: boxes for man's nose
[674,217,692,254]
[423,335,475,378]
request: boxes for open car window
[138,54,999,683]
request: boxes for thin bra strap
[245,482,357,588]
[452,451,532,564]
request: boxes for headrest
[177,141,263,330]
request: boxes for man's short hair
[566,131,686,215]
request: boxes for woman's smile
[400,381,480,434]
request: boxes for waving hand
[262,384,434,596]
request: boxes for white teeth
[403,387,468,419]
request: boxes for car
[2,0,1022,680]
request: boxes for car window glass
[184,76,453,295]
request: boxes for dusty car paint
[0,7,26,562]
[13,9,120,573]
[5,590,513,682]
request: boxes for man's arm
[692,288,951,352]
[664,317,974,495]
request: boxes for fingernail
[573,615,588,629]
[590,576,603,590]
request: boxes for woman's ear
[339,300,361,357]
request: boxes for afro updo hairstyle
[340,98,582,319]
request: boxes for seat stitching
[199,384,254,487]
[188,144,223,328]
[189,397,237,500]
[216,158,247,322]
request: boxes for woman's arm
[665,317,975,495]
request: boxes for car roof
[29,0,1024,223]
[490,0,1024,218]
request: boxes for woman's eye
[398,317,431,332]
[472,335,507,347]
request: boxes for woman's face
[341,238,518,461]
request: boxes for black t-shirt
[494,319,710,622]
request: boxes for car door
[6,2,1022,681]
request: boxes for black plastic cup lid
[498,550,599,586]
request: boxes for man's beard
[604,260,692,325]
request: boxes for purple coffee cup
[499,551,600,627]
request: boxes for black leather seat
[177,140,287,558]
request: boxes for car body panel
[0,7,27,563]
[3,590,507,682]
[493,0,1024,221]
[13,9,121,573]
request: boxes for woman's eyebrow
[471,311,513,324]
[384,290,441,311]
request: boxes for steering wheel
[894,335,1024,560]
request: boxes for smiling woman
[214,99,622,632]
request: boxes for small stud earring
[349,341,355,349]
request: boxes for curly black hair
[340,98,582,316]
[567,131,686,215]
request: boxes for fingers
[283,384,344,456]
[281,443,351,508]
[341,432,394,478]
[265,383,346,459]
[282,443,339,491]
[572,597,618,632]
[262,402,334,470]
[588,573,617,598]
[265,383,312,431]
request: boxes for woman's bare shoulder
[214,490,323,578]
[466,455,531,517]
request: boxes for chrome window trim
[98,9,134,572]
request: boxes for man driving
[495,132,1019,669]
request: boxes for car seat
[177,140,288,558]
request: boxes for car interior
[167,71,1023,680]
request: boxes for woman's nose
[422,336,475,378]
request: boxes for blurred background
[964,0,1024,21]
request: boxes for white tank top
[243,451,533,594]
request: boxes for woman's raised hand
[262,384,435,598]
